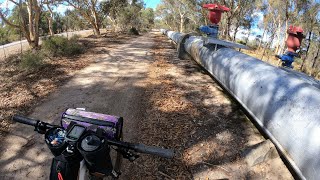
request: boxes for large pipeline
[161,29,320,180]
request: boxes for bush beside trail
[16,36,84,70]
[42,36,84,57]
[19,51,45,70]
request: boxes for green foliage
[100,0,127,21]
[20,51,45,70]
[100,0,154,32]
[140,8,155,29]
[0,28,10,45]
[39,11,50,35]
[117,2,144,30]
[63,10,90,31]
[42,36,83,57]
[0,24,21,45]
[237,40,246,45]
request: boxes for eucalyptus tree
[65,0,102,35]
[0,0,45,48]
[99,0,127,30]
[156,0,197,33]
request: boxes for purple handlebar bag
[61,108,123,140]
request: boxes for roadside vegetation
[42,36,83,57]
[10,35,84,71]
[0,0,155,71]
[0,0,154,47]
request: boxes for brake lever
[34,121,46,134]
[34,121,56,134]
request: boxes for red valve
[203,4,230,24]
[286,25,304,53]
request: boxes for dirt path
[0,31,293,180]
[0,32,154,179]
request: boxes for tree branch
[0,11,20,28]
[8,0,20,6]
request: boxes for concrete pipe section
[162,30,320,180]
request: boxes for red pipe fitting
[286,25,305,53]
[203,4,230,24]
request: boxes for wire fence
[0,41,28,60]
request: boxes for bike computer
[65,124,86,142]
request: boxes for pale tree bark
[177,1,186,33]
[300,31,312,71]
[274,16,282,54]
[245,28,251,46]
[46,3,54,36]
[179,13,185,33]
[277,0,289,55]
[280,18,289,54]
[310,42,319,76]
[258,29,266,49]
[261,29,275,61]
[90,0,100,35]
[107,16,117,32]
[0,0,42,49]
[66,0,101,35]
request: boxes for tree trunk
[47,5,54,36]
[25,0,40,48]
[107,16,116,32]
[258,29,266,50]
[245,28,251,46]
[180,14,185,33]
[90,0,100,35]
[27,1,35,41]
[226,17,232,40]
[0,0,40,48]
[48,17,54,36]
[300,31,312,71]
[261,31,275,61]
[310,42,320,76]
[33,2,41,48]
[275,17,282,54]
[93,25,100,35]
[277,20,287,55]
[233,26,239,42]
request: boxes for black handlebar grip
[12,115,38,127]
[133,143,175,159]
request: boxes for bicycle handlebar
[12,115,38,126]
[13,115,56,134]
[12,115,175,159]
[132,143,174,159]
[105,139,174,159]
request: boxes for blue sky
[145,0,160,9]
